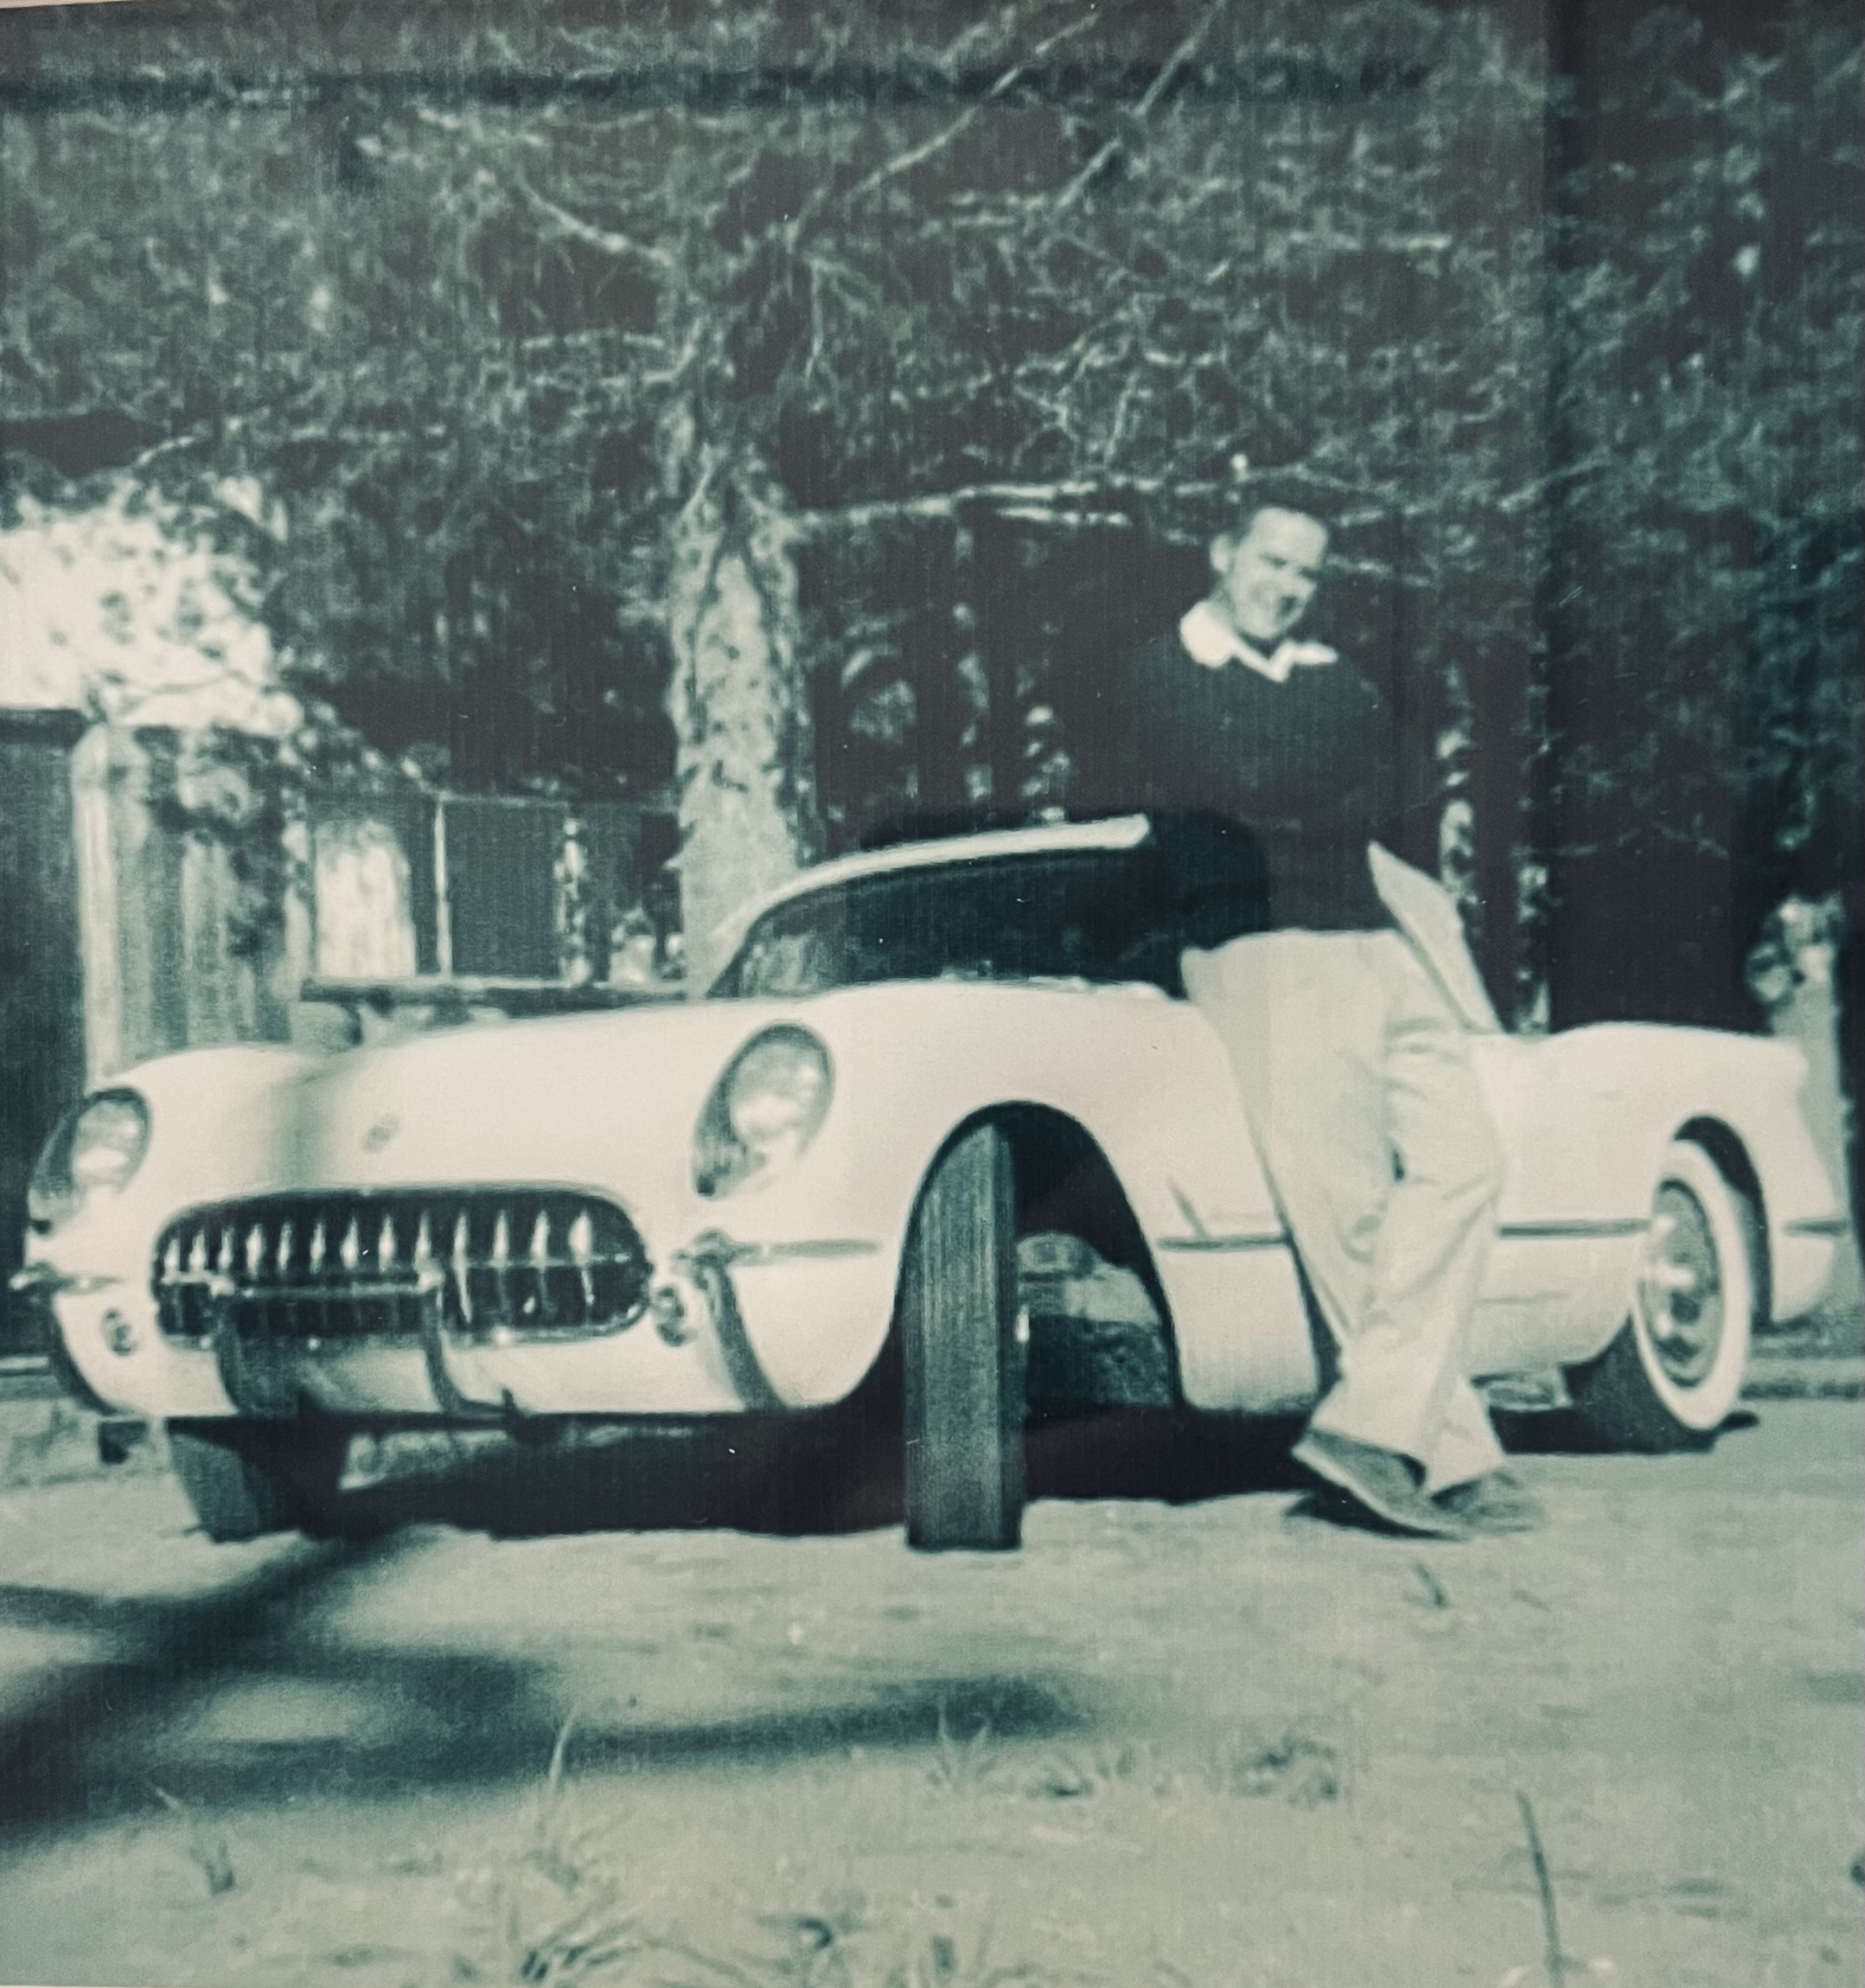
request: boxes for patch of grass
[659,1891,871,1988]
[1409,1561,1452,1610]
[526,1713,609,1894]
[1026,1741,1175,1803]
[885,1925,1037,1988]
[149,1781,237,1895]
[661,1897,1044,1988]
[1205,1728,1344,1808]
[453,1880,642,1987]
[453,1716,641,1985]
[926,1704,998,1792]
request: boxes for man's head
[1208,503,1329,649]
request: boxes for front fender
[701,980,1300,1410]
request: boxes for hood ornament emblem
[361,1114,401,1153]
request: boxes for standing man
[1084,488,1541,1537]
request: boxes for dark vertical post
[980,515,1027,811]
[0,710,90,1356]
[1530,0,1588,1032]
[916,506,980,819]
[1474,0,1585,1034]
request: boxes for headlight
[693,1027,833,1197]
[28,1090,150,1232]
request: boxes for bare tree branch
[514,171,673,270]
[838,14,1095,210]
[1054,0,1234,212]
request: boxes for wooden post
[71,726,182,1077]
[73,725,303,1078]
[70,724,126,1085]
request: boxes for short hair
[1216,470,1334,543]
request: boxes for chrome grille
[152,1190,652,1346]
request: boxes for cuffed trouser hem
[1308,1372,1505,1494]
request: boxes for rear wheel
[167,1418,349,1541]
[900,1122,1025,1550]
[1566,1139,1757,1452]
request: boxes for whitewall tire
[1566,1137,1757,1452]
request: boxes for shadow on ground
[3,1394,1713,1844]
[310,1399,1313,1542]
[1489,1403,1761,1454]
[0,1528,1088,1839]
[0,1403,1318,1840]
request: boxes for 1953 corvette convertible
[16,813,1846,1548]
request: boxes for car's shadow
[317,1403,1315,1542]
[1488,1403,1760,1454]
[316,1391,1765,1542]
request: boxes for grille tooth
[276,1220,294,1277]
[245,1223,267,1280]
[452,1211,474,1327]
[490,1208,514,1333]
[528,1208,553,1327]
[163,1236,181,1279]
[567,1208,596,1317]
[189,1229,209,1276]
[380,1211,399,1271]
[309,1219,328,1275]
[340,1217,361,1273]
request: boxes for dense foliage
[1,0,1857,1013]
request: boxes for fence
[310,789,677,988]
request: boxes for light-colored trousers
[1182,928,1508,1493]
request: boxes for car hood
[262,999,806,1207]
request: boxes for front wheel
[167,1418,349,1541]
[1566,1139,1757,1452]
[900,1122,1025,1550]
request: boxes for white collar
[1178,600,1338,683]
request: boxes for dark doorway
[0,711,89,1358]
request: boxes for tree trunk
[666,453,819,994]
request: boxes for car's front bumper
[29,1218,898,1426]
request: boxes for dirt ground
[0,1398,1860,1988]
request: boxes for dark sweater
[1077,630,1412,934]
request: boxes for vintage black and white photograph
[0,0,1860,1981]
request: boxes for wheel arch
[886,1099,1181,1370]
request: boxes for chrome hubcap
[1637,1183,1723,1386]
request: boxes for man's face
[1209,508,1329,648]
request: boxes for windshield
[712,817,1269,1000]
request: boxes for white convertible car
[16,814,1846,1548]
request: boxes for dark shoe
[1291,1429,1470,1539]
[1432,1470,1546,1535]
